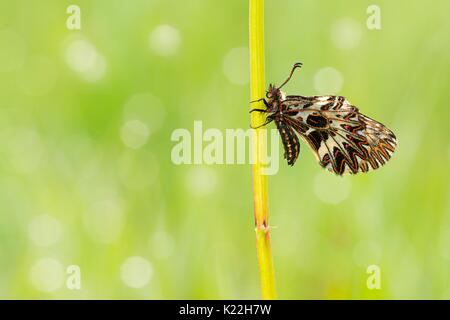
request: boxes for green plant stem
[249,0,277,300]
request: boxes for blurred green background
[0,0,449,299]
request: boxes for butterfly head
[266,62,301,107]
[265,84,286,112]
[266,84,279,99]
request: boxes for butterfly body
[252,63,397,175]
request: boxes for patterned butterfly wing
[281,95,397,175]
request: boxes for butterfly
[250,63,397,175]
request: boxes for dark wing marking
[282,95,397,175]
[275,118,300,166]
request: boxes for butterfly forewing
[280,95,397,175]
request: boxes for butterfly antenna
[278,62,303,90]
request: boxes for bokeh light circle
[120,120,150,149]
[222,47,249,85]
[149,25,181,56]
[28,214,63,247]
[331,18,363,50]
[121,256,153,288]
[65,37,107,82]
[314,67,343,95]
[29,258,64,292]
[314,171,351,204]
[185,167,218,196]
[149,231,175,260]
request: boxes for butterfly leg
[249,98,270,114]
[250,98,270,107]
[249,108,267,113]
[250,118,273,129]
[250,98,266,103]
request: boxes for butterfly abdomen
[275,118,300,166]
